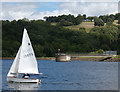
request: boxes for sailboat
[7,28,41,83]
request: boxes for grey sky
[1,1,119,20]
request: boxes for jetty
[58,51,117,62]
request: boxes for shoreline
[1,57,56,60]
[71,57,120,62]
[1,57,120,62]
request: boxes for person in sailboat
[22,73,30,79]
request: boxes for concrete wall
[56,55,71,62]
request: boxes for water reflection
[7,82,40,90]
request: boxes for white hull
[7,77,41,83]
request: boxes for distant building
[104,51,117,56]
[84,19,94,22]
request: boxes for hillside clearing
[51,20,119,33]
[113,20,118,25]
[65,22,94,33]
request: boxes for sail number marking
[24,53,33,57]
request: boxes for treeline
[2,13,120,57]
[99,13,119,23]
[44,14,84,26]
[44,13,120,26]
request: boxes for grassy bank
[114,55,120,58]
[72,57,105,61]
[1,57,55,60]
[37,57,55,60]
[1,55,120,62]
[72,55,120,62]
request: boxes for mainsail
[18,28,39,74]
[7,28,39,77]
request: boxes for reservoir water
[1,60,118,90]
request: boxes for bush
[96,49,104,54]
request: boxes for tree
[107,18,113,23]
[34,44,44,57]
[75,14,84,25]
[118,16,120,24]
[99,15,108,23]
[87,16,94,22]
[109,14,115,21]
[94,18,104,26]
[59,19,73,26]
[115,13,120,20]
[83,14,86,21]
[106,22,113,26]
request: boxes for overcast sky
[1,1,119,21]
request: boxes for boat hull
[7,77,41,83]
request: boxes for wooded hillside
[2,13,120,57]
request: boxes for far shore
[1,56,120,62]
[1,57,56,60]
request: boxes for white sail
[18,28,39,74]
[7,46,21,77]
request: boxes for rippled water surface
[2,60,118,90]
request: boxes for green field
[65,22,94,33]
[113,20,118,25]
[51,20,119,33]
[51,22,95,33]
[65,20,119,32]
[114,55,120,58]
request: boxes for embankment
[1,57,55,60]
[72,57,120,62]
[1,56,120,62]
